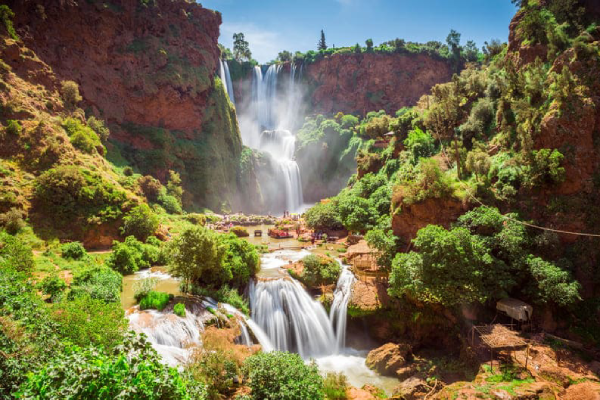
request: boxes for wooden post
[525,345,529,369]
[490,348,494,373]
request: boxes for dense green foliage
[38,274,67,301]
[323,372,349,400]
[304,201,344,231]
[389,207,581,307]
[60,241,87,260]
[34,165,128,227]
[18,333,205,400]
[168,226,259,291]
[139,291,172,311]
[69,266,122,303]
[300,254,341,286]
[106,235,164,275]
[174,302,186,317]
[121,204,159,241]
[0,231,34,273]
[243,351,324,400]
[62,117,104,155]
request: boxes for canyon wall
[304,53,454,116]
[8,0,247,212]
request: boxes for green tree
[60,80,82,109]
[167,170,183,203]
[300,254,341,286]
[318,29,327,51]
[463,40,479,62]
[0,231,34,273]
[244,351,324,400]
[120,204,159,241]
[277,50,293,62]
[403,128,435,164]
[233,33,252,62]
[365,38,374,52]
[168,226,226,291]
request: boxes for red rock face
[9,0,221,134]
[305,53,454,115]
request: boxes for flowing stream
[123,249,398,393]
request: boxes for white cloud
[220,22,286,63]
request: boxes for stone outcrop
[305,53,454,116]
[391,196,469,242]
[365,342,412,376]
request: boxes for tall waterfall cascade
[249,258,356,359]
[240,64,305,213]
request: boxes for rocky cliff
[305,53,454,115]
[7,0,247,211]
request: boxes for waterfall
[128,308,204,366]
[249,278,336,358]
[330,262,357,352]
[219,59,236,106]
[242,64,304,213]
[223,61,235,106]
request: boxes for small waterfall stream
[218,59,236,106]
[330,262,357,352]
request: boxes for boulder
[366,342,412,376]
[392,376,428,400]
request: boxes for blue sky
[201,0,518,63]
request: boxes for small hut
[472,324,529,371]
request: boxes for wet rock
[392,376,428,400]
[366,342,412,376]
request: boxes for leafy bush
[0,231,34,273]
[139,175,163,202]
[0,5,18,40]
[398,158,453,205]
[62,117,104,155]
[60,80,82,108]
[107,235,161,274]
[34,165,128,226]
[5,119,21,136]
[305,201,344,231]
[527,256,581,306]
[121,204,159,241]
[69,266,122,303]
[191,285,250,315]
[243,351,324,400]
[38,274,67,302]
[139,291,171,311]
[50,295,127,350]
[158,191,183,214]
[123,166,134,176]
[0,207,25,234]
[60,241,87,260]
[133,277,158,302]
[323,372,348,400]
[403,128,435,163]
[186,213,207,226]
[300,254,341,286]
[0,268,61,397]
[18,332,202,400]
[230,226,249,237]
[86,116,110,141]
[523,149,565,187]
[174,303,186,317]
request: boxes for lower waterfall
[249,259,355,359]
